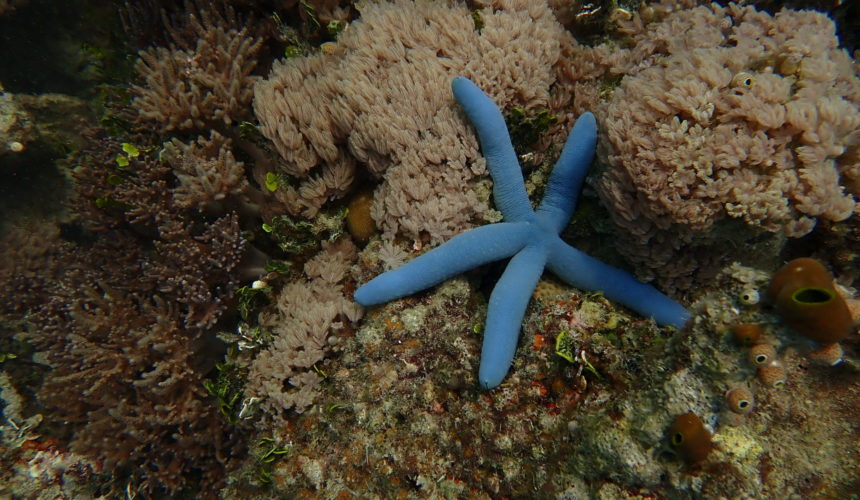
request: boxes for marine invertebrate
[737,288,760,306]
[162,130,250,211]
[725,387,754,414]
[768,257,853,344]
[807,343,844,366]
[345,189,377,242]
[29,246,242,495]
[595,4,860,290]
[757,361,786,388]
[253,0,572,239]
[731,323,763,346]
[246,238,364,415]
[71,133,247,329]
[20,129,250,494]
[748,343,776,366]
[131,3,262,131]
[355,77,689,389]
[667,412,713,463]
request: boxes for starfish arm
[546,237,690,328]
[536,112,597,233]
[479,243,548,389]
[452,77,533,222]
[354,222,532,306]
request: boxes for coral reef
[31,271,240,495]
[71,134,248,328]
[1,127,251,494]
[0,221,62,316]
[253,0,574,242]
[357,77,687,389]
[226,254,858,498]
[245,237,363,415]
[131,2,262,131]
[594,3,860,290]
[163,130,251,211]
[2,1,858,498]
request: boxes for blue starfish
[355,77,690,389]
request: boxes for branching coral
[131,2,262,131]
[163,130,250,211]
[594,3,860,289]
[72,134,247,329]
[0,220,62,316]
[144,212,245,329]
[15,129,251,494]
[253,0,574,244]
[31,264,241,495]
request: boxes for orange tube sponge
[731,323,763,346]
[748,343,776,366]
[768,258,853,344]
[726,388,754,414]
[668,412,713,463]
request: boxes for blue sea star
[355,76,690,389]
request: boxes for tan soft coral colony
[596,4,859,289]
[132,5,262,131]
[253,0,571,244]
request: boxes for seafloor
[0,1,858,499]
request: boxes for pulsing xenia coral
[245,238,364,415]
[253,0,573,242]
[356,77,689,389]
[595,3,860,289]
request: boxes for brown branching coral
[0,220,62,316]
[253,0,576,244]
[145,213,245,329]
[131,2,262,132]
[17,129,251,493]
[593,3,860,290]
[161,220,246,332]
[31,262,241,495]
[71,132,248,329]
[163,130,250,211]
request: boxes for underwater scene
[0,0,858,498]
